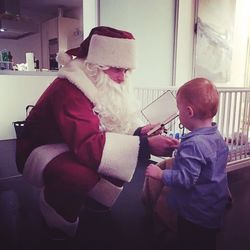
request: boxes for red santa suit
[16,27,148,236]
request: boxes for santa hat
[57,26,136,69]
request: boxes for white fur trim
[57,59,98,104]
[88,178,123,207]
[87,34,136,69]
[56,51,72,66]
[23,144,69,187]
[40,188,79,237]
[98,132,139,182]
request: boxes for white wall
[83,0,98,38]
[99,0,175,88]
[0,75,55,140]
[175,0,195,86]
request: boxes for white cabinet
[41,16,79,70]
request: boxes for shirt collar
[181,122,217,141]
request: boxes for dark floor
[0,140,250,250]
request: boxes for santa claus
[16,26,179,237]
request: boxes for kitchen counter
[0,70,57,76]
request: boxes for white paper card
[141,91,178,135]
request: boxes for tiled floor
[1,140,250,250]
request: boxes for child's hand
[145,164,163,180]
[148,135,179,157]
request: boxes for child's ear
[187,106,194,117]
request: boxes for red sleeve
[52,83,105,169]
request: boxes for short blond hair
[177,78,219,120]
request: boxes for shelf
[0,61,13,64]
[0,70,57,76]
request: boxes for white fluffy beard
[92,70,142,134]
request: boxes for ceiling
[20,0,82,16]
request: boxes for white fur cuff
[23,144,69,187]
[88,178,123,207]
[98,133,139,182]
